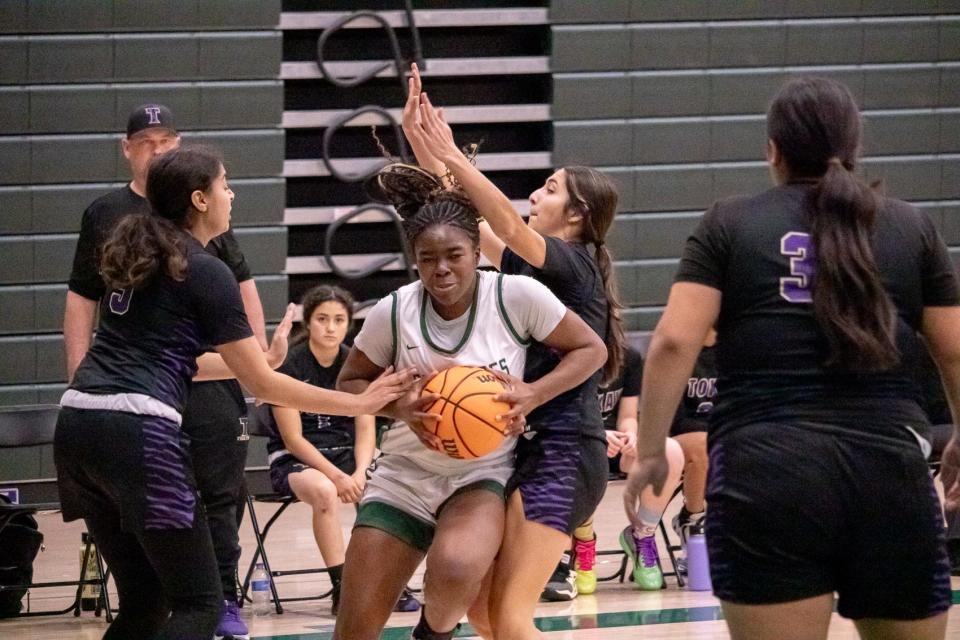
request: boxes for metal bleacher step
[282,56,550,80]
[283,104,550,129]
[280,8,548,30]
[283,151,552,178]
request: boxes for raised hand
[417,92,461,164]
[265,303,296,368]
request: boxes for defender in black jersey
[626,78,958,639]
[63,105,272,638]
[406,64,625,639]
[55,147,412,640]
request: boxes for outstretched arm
[414,92,546,269]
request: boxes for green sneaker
[619,526,663,590]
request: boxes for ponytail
[100,213,188,290]
[768,76,898,371]
[595,242,626,385]
[809,161,898,370]
[561,166,625,384]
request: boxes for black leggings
[85,508,222,640]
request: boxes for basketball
[422,366,510,459]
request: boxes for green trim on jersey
[418,279,479,355]
[389,291,399,365]
[435,479,505,518]
[355,500,434,552]
[496,273,532,347]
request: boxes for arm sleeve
[352,294,396,369]
[208,229,253,283]
[67,206,107,300]
[189,254,254,347]
[674,203,728,290]
[622,347,643,398]
[500,275,567,342]
[918,210,960,306]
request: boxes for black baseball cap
[126,104,177,138]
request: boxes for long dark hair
[563,166,625,385]
[100,146,222,290]
[768,76,898,371]
[294,284,356,346]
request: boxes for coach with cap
[63,103,269,639]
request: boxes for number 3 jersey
[68,237,252,416]
[354,270,566,474]
[675,181,960,437]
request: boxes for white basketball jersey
[380,270,531,474]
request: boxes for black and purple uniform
[55,235,252,635]
[669,346,716,436]
[677,181,958,619]
[500,237,609,535]
[68,185,254,600]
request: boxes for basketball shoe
[395,586,421,612]
[214,598,249,640]
[540,551,577,601]
[671,506,706,575]
[619,526,663,590]
[573,535,597,595]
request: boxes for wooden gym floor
[3,480,959,639]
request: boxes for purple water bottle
[686,533,712,591]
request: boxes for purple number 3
[780,232,814,303]
[109,288,133,315]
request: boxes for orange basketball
[422,366,510,459]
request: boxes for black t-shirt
[597,346,643,430]
[68,185,252,300]
[266,342,355,456]
[675,182,960,439]
[69,185,254,415]
[500,237,608,435]
[671,346,718,433]
[70,236,253,413]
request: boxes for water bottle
[79,532,100,611]
[685,533,712,591]
[251,563,271,616]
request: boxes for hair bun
[365,163,444,219]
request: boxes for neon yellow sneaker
[573,535,597,595]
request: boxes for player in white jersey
[332,166,606,640]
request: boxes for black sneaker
[331,583,341,615]
[671,506,705,546]
[948,538,960,577]
[540,552,577,601]
[394,586,420,612]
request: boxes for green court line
[254,590,960,640]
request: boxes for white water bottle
[251,563,271,616]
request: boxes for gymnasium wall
[0,1,288,409]
[550,0,960,330]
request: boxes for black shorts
[268,448,356,497]
[508,420,608,536]
[56,407,199,532]
[706,421,951,620]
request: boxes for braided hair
[373,163,480,248]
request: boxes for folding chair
[0,404,113,620]
[239,404,333,615]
